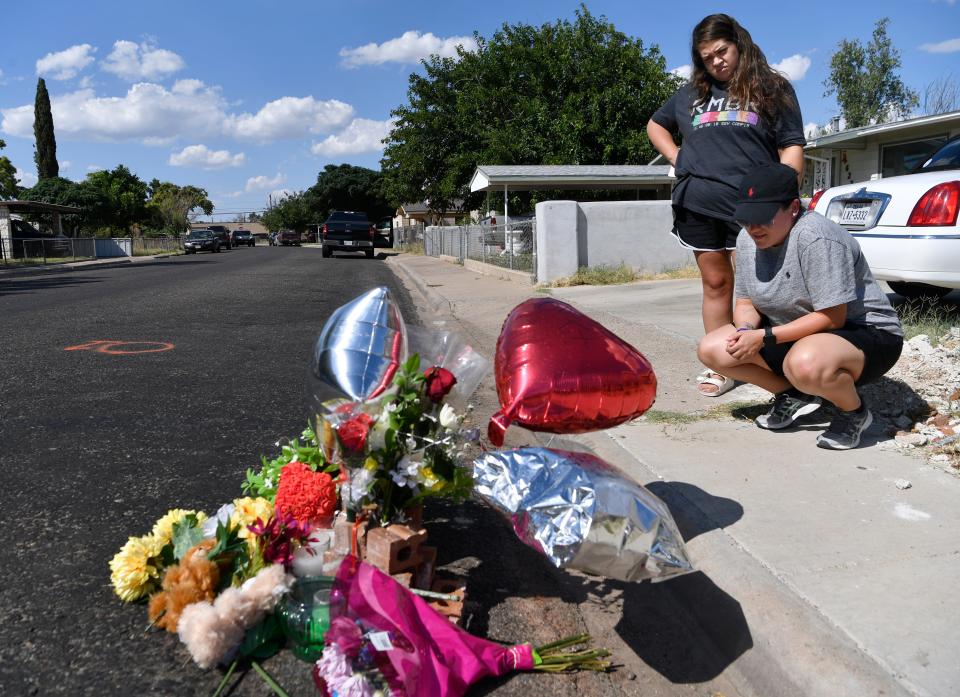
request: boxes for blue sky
[1,0,956,218]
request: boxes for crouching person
[697,163,903,450]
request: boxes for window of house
[880,136,948,177]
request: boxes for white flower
[201,502,235,538]
[439,403,458,429]
[367,417,388,451]
[346,468,375,504]
[405,436,418,451]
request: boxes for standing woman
[647,14,806,396]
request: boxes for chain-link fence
[0,237,97,266]
[392,224,426,252]
[421,220,536,277]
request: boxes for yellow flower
[109,535,161,602]
[230,497,274,538]
[151,508,208,545]
[364,457,379,472]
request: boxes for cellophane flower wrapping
[313,556,535,697]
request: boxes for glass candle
[278,576,334,661]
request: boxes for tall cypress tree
[34,78,59,180]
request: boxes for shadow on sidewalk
[426,478,752,685]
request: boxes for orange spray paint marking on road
[64,340,175,355]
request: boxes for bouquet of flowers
[313,556,611,697]
[320,355,478,525]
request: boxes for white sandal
[696,370,735,397]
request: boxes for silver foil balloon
[307,286,408,411]
[473,447,693,583]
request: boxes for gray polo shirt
[734,211,903,336]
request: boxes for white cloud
[771,54,811,81]
[268,189,293,204]
[226,96,354,141]
[311,118,394,157]
[169,144,245,169]
[60,160,72,171]
[101,40,185,81]
[1,83,227,144]
[804,122,820,139]
[245,173,286,192]
[16,167,37,187]
[920,37,960,54]
[86,164,102,172]
[670,64,692,80]
[36,44,96,80]
[340,30,477,67]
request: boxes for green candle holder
[277,576,334,662]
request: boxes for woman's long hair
[690,14,793,125]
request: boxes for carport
[468,164,673,223]
[0,199,81,243]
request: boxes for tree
[923,73,960,116]
[261,191,313,234]
[0,139,19,200]
[20,176,110,233]
[381,6,681,218]
[85,165,148,234]
[34,78,59,180]
[307,164,393,222]
[145,179,213,235]
[823,18,918,128]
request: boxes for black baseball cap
[733,163,800,225]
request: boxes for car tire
[888,281,952,300]
[322,246,332,258]
[365,249,375,259]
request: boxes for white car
[810,136,960,298]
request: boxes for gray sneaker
[755,389,822,430]
[817,406,873,450]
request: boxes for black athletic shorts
[759,323,904,385]
[671,207,741,252]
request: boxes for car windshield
[188,231,212,239]
[922,138,960,170]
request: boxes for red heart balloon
[488,298,656,446]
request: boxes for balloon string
[351,513,368,558]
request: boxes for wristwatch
[763,326,777,348]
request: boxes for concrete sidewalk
[390,253,960,697]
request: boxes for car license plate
[839,202,872,226]
[344,240,355,246]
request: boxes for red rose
[423,366,457,402]
[337,413,374,452]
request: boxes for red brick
[364,526,424,574]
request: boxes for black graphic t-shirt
[652,82,805,221]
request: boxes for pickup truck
[320,211,375,258]
[206,225,232,250]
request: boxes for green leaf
[171,514,204,561]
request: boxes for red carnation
[423,366,457,402]
[274,461,338,525]
[337,413,374,452]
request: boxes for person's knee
[697,333,726,368]
[701,272,733,296]
[783,348,832,389]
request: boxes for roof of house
[805,109,960,150]
[0,199,82,214]
[399,201,464,215]
[470,165,674,192]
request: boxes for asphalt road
[0,247,423,696]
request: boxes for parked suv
[231,229,255,247]
[276,230,301,246]
[206,225,232,250]
[321,211,375,258]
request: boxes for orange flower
[274,461,337,525]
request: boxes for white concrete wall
[535,200,693,283]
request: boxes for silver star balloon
[307,286,408,411]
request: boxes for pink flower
[314,644,353,692]
[327,616,364,657]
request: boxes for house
[804,110,960,192]
[394,202,464,228]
